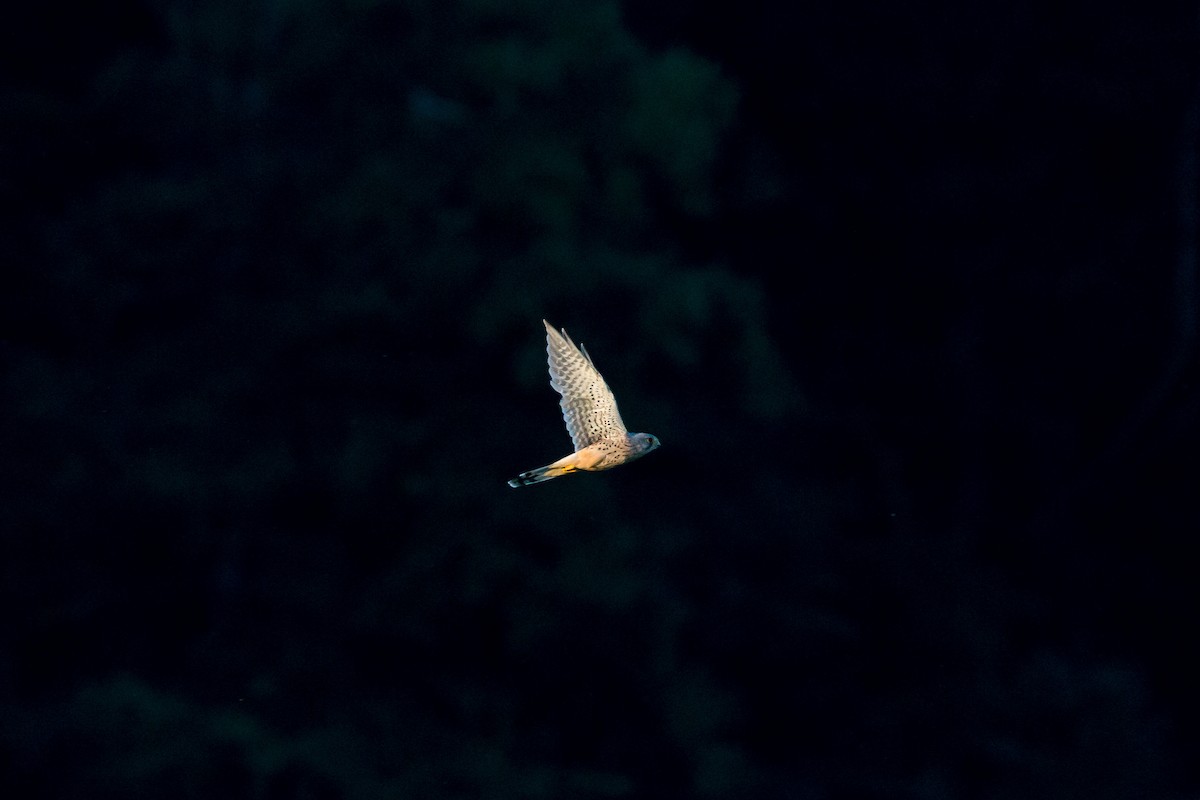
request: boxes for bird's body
[508,321,659,487]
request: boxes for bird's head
[630,432,661,454]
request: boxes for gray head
[629,432,661,456]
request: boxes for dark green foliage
[1,0,1195,798]
[1,1,780,796]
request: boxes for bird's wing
[544,320,627,450]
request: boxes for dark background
[3,1,1199,797]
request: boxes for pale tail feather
[507,463,576,488]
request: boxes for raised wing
[544,320,628,450]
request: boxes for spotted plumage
[508,320,660,487]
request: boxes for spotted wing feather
[543,320,627,450]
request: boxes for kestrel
[508,320,660,487]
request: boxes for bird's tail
[507,462,576,488]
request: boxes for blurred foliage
[1,0,792,797]
[0,0,1193,798]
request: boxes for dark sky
[3,2,1199,798]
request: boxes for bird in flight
[508,320,660,487]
